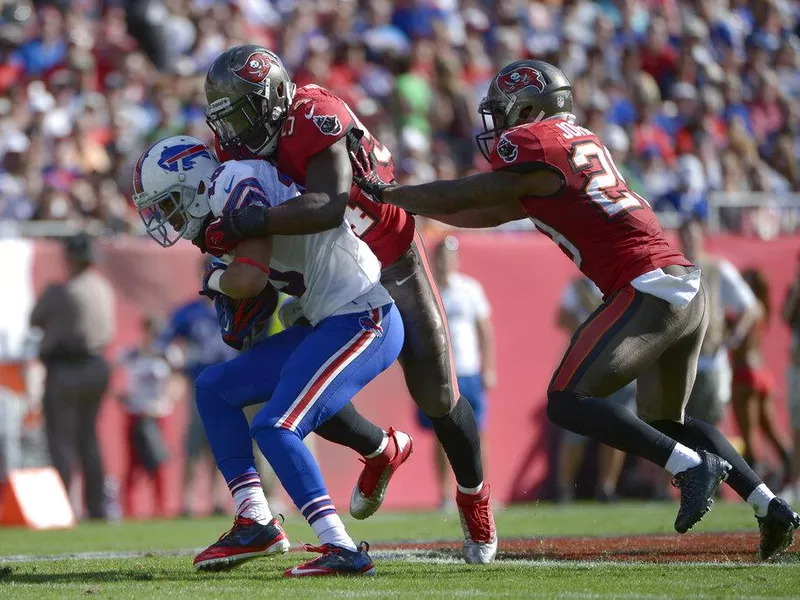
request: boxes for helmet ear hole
[519,106,533,121]
[277,82,284,98]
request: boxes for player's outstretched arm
[427,204,528,228]
[216,238,273,299]
[380,168,562,217]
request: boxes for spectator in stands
[423,236,495,511]
[0,132,35,221]
[0,0,797,234]
[117,315,182,519]
[679,218,760,427]
[29,233,115,520]
[555,276,635,503]
[782,255,800,501]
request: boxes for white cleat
[456,484,498,564]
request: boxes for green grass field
[1,502,798,599]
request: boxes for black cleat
[673,450,731,534]
[757,498,800,561]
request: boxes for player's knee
[195,363,223,391]
[194,365,226,406]
[546,389,585,428]
[415,389,455,419]
[249,409,277,437]
[250,408,303,440]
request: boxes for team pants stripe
[227,469,261,493]
[275,308,383,432]
[300,495,331,514]
[549,288,637,392]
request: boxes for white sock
[664,443,702,476]
[233,486,273,525]
[364,432,389,459]
[747,483,776,518]
[312,513,357,551]
[457,482,484,495]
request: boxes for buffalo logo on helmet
[233,51,277,84]
[497,67,546,94]
[312,114,343,136]
[496,135,519,163]
[157,144,212,172]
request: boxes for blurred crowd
[0,0,799,234]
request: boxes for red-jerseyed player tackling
[353,58,799,561]
[199,45,495,564]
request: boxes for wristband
[207,269,225,293]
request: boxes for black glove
[350,146,396,204]
[202,204,271,257]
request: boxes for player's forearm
[383,173,512,215]
[265,191,348,235]
[218,267,268,299]
[218,240,273,299]
[428,207,512,229]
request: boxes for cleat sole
[194,537,290,572]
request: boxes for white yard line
[0,545,793,568]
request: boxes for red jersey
[490,118,691,297]
[276,85,415,266]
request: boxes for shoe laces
[217,513,284,544]
[358,430,399,495]
[459,493,494,543]
[301,541,369,555]
[301,543,342,555]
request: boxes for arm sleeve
[718,259,757,315]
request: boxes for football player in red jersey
[198,45,496,563]
[353,59,799,560]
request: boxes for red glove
[202,217,239,257]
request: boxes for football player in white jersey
[132,136,404,577]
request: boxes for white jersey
[206,160,392,325]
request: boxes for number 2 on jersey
[569,141,649,217]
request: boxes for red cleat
[456,484,498,564]
[349,428,413,520]
[193,515,290,571]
